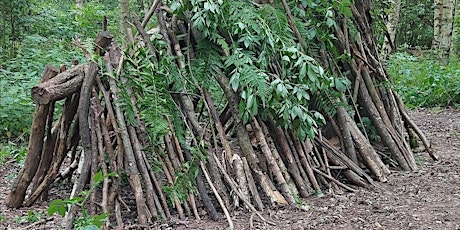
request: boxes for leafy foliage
[0,141,27,165]
[13,210,43,224]
[162,159,200,205]
[388,52,460,108]
[0,0,31,61]
[168,0,351,140]
[0,48,83,139]
[0,0,120,139]
[122,42,185,143]
[72,0,120,38]
[394,0,434,48]
[48,171,115,229]
[373,0,434,49]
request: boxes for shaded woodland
[4,0,442,229]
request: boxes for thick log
[6,104,49,208]
[24,93,80,206]
[5,66,59,208]
[31,64,85,104]
[252,119,296,204]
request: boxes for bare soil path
[1,108,459,229]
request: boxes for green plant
[0,141,28,165]
[0,214,6,222]
[388,52,460,108]
[71,0,120,39]
[0,0,31,61]
[0,23,84,139]
[122,47,181,143]
[414,156,423,165]
[13,210,43,224]
[48,171,116,229]
[162,160,200,205]
[0,0,121,140]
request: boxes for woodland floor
[1,108,459,230]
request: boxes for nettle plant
[167,0,351,140]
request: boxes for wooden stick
[141,0,161,28]
[91,94,109,214]
[89,103,100,215]
[394,92,438,160]
[312,167,358,192]
[65,62,98,230]
[241,157,264,211]
[106,52,150,225]
[160,153,185,220]
[141,152,170,219]
[212,153,276,226]
[128,125,159,219]
[200,161,233,229]
[252,119,295,204]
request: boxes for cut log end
[31,86,51,105]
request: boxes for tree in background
[393,0,434,49]
[452,0,460,54]
[432,0,458,57]
[381,0,402,58]
[0,0,31,62]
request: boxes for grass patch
[387,52,460,108]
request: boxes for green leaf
[90,213,109,227]
[326,18,335,27]
[307,28,317,40]
[307,128,315,139]
[247,94,254,109]
[93,171,103,184]
[282,55,290,62]
[341,7,352,17]
[297,127,307,141]
[334,77,347,92]
[307,65,317,83]
[230,73,240,91]
[48,199,67,217]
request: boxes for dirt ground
[1,108,459,230]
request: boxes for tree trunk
[119,0,134,46]
[381,0,401,58]
[433,0,458,58]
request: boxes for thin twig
[312,167,359,192]
[212,154,277,226]
[200,161,233,229]
[142,0,161,28]
[20,217,54,230]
